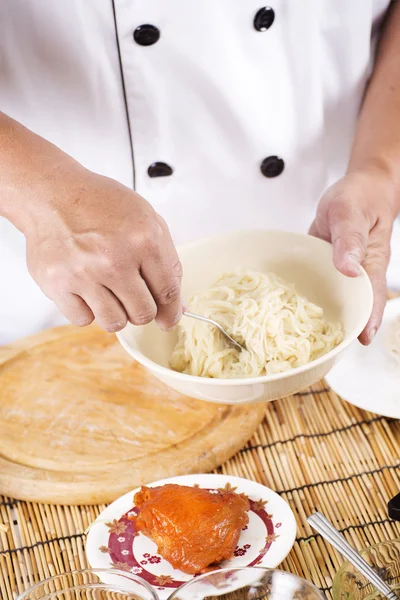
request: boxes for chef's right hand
[23,165,183,333]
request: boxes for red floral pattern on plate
[233,543,251,557]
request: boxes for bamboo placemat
[0,382,399,599]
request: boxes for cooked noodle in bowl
[171,270,344,378]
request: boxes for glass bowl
[15,566,326,600]
[167,567,326,599]
[16,568,159,600]
[332,539,400,600]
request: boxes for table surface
[0,381,399,599]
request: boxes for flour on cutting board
[0,327,265,504]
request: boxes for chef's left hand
[309,167,398,345]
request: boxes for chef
[0,0,399,345]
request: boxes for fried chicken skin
[131,484,249,574]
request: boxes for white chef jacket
[0,0,394,344]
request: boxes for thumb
[329,208,369,277]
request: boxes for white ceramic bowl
[117,230,373,404]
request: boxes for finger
[141,220,183,331]
[81,285,128,333]
[329,207,369,277]
[358,228,391,345]
[111,275,157,326]
[52,293,95,327]
[358,267,387,346]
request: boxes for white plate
[86,474,297,599]
[326,297,400,419]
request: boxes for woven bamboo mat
[0,382,399,599]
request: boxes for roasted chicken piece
[132,484,249,574]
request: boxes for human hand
[309,168,398,344]
[22,164,182,333]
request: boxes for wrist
[2,154,86,237]
[0,112,85,235]
[346,159,400,214]
[1,160,59,234]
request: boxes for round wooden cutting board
[0,326,265,505]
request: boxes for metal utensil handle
[307,513,399,600]
[308,513,397,599]
[183,312,245,352]
[183,312,213,325]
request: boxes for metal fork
[183,311,246,352]
[307,512,399,600]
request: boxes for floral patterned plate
[86,474,297,599]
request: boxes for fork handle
[308,513,398,600]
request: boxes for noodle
[170,270,344,378]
